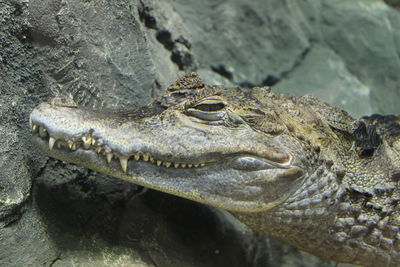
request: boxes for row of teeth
[31,123,206,173]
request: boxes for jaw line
[32,135,304,213]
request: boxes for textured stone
[172,0,400,117]
[27,0,177,109]
[0,0,46,227]
[276,44,373,118]
[32,162,270,267]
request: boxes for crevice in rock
[210,45,312,88]
[138,1,157,29]
[279,45,311,79]
[383,0,400,10]
[155,30,174,51]
[49,254,61,267]
[211,64,233,80]
[261,75,280,87]
[137,0,196,71]
[258,44,312,87]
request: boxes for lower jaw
[32,133,291,174]
[33,136,306,213]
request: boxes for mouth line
[30,121,293,173]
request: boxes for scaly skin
[30,73,400,266]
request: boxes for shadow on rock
[33,159,269,267]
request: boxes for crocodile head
[30,73,337,213]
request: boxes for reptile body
[30,73,400,266]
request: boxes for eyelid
[185,109,224,121]
[185,97,227,121]
[196,97,226,105]
[191,98,227,111]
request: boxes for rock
[1,0,399,266]
[384,0,400,9]
[27,0,175,109]
[172,0,310,88]
[275,44,373,118]
[172,0,400,117]
[315,0,400,116]
[0,0,46,227]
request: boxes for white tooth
[106,153,113,164]
[134,153,140,161]
[70,142,77,150]
[82,136,87,144]
[49,137,56,150]
[39,126,47,137]
[181,164,186,168]
[119,156,128,173]
[82,136,92,149]
[150,157,155,163]
[194,164,199,168]
[164,162,171,168]
[157,160,162,166]
[32,124,38,132]
[95,147,102,153]
[91,138,96,145]
[29,116,33,129]
[200,163,205,167]
[174,163,179,168]
[188,164,193,168]
[143,153,149,161]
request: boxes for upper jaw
[30,118,294,173]
[30,111,209,171]
[30,102,295,173]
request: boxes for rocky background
[1,0,399,266]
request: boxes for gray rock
[275,44,373,118]
[172,0,310,88]
[316,0,400,115]
[172,0,400,117]
[0,0,45,227]
[27,0,171,109]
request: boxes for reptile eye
[192,98,226,111]
[186,98,226,121]
[193,102,225,112]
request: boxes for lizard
[30,73,400,266]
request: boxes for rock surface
[1,0,399,266]
[172,0,400,118]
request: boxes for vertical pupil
[194,103,225,112]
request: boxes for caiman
[30,73,400,266]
